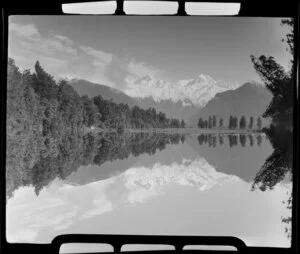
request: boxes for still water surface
[6,132,292,248]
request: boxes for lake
[6,131,292,249]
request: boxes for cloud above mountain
[9,20,240,107]
[9,21,163,89]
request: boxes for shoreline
[85,126,264,135]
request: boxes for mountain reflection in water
[6,132,292,248]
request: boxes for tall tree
[219,118,223,128]
[239,116,247,129]
[31,61,57,99]
[233,117,238,129]
[198,118,204,128]
[248,116,254,129]
[230,116,238,129]
[250,19,293,130]
[208,116,213,129]
[250,20,294,243]
[229,116,233,129]
[181,119,185,128]
[212,115,217,128]
[257,117,262,130]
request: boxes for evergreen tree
[212,115,217,128]
[239,116,247,129]
[32,61,57,99]
[229,116,238,129]
[248,116,254,129]
[181,119,185,128]
[208,116,213,129]
[233,117,238,129]
[257,117,262,130]
[219,118,223,128]
[198,118,204,128]
[229,116,233,129]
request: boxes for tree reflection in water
[197,133,262,148]
[7,129,293,242]
[251,128,292,191]
[251,127,293,242]
[6,132,185,199]
[196,130,293,242]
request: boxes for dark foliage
[6,59,185,199]
[252,127,292,191]
[250,19,293,131]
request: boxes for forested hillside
[6,59,185,198]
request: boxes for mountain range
[69,78,199,122]
[123,158,241,191]
[68,77,271,125]
[69,158,242,191]
[124,74,240,107]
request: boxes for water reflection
[251,129,293,191]
[197,133,263,148]
[6,132,185,198]
[6,130,293,248]
[251,128,293,241]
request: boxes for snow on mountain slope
[123,158,241,192]
[124,74,240,108]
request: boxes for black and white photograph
[6,12,294,251]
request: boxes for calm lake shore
[85,126,264,135]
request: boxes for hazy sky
[9,15,292,89]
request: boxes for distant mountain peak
[196,74,214,84]
[124,74,240,108]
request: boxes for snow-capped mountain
[124,74,240,108]
[123,158,241,192]
[68,75,241,123]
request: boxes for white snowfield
[124,74,240,107]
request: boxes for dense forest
[197,115,262,130]
[6,59,186,199]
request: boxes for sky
[9,15,292,93]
